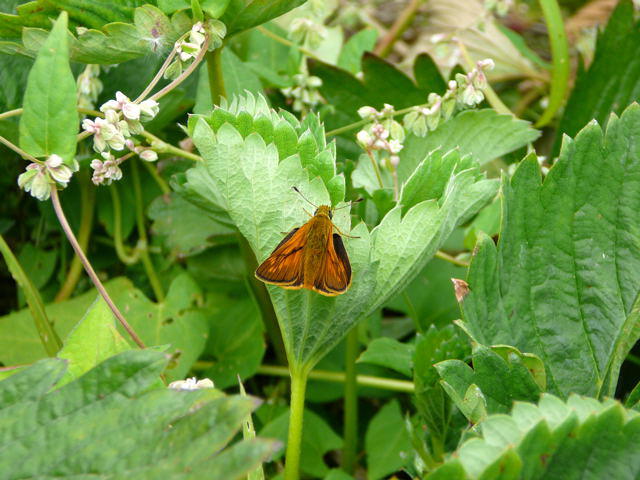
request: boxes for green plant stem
[206,47,226,105]
[134,39,180,103]
[238,235,288,366]
[54,170,96,302]
[342,327,359,473]
[0,134,40,163]
[256,26,321,61]
[50,187,146,349]
[140,159,171,194]
[140,130,203,162]
[243,364,415,393]
[109,184,141,265]
[366,149,384,189]
[456,40,512,116]
[0,234,61,355]
[435,250,469,268]
[0,108,21,120]
[284,368,308,480]
[375,0,421,57]
[131,159,165,302]
[536,0,569,127]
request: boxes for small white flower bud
[139,149,158,162]
[357,106,378,120]
[356,129,372,146]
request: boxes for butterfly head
[314,205,333,219]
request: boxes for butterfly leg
[333,225,360,239]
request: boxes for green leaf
[0,275,208,381]
[56,296,131,385]
[0,235,60,357]
[260,407,343,478]
[201,295,265,389]
[19,12,77,164]
[222,0,307,36]
[149,192,235,257]
[16,243,56,297]
[0,350,278,479]
[357,337,414,377]
[337,28,378,74]
[461,104,640,398]
[436,343,544,423]
[365,400,412,480]
[238,378,265,480]
[427,394,640,480]
[554,1,640,155]
[398,109,540,183]
[312,52,446,133]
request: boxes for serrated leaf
[461,104,640,399]
[365,400,412,480]
[426,394,640,480]
[357,337,414,377]
[398,109,540,183]
[554,1,640,155]
[19,12,77,164]
[0,350,277,479]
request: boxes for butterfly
[255,188,359,296]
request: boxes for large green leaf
[19,12,77,164]
[0,351,278,479]
[221,0,307,36]
[461,103,640,398]
[398,109,540,183]
[357,337,414,378]
[365,400,412,480]
[426,394,640,480]
[0,275,208,381]
[187,93,496,370]
[554,1,640,155]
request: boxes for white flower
[356,129,372,146]
[139,99,159,120]
[45,154,73,187]
[18,163,52,201]
[168,377,214,391]
[388,139,403,154]
[357,106,378,120]
[477,58,495,71]
[90,152,123,185]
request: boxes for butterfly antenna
[333,198,364,210]
[292,186,318,208]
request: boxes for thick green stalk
[206,47,226,105]
[342,327,360,473]
[55,170,96,301]
[108,184,140,265]
[284,368,308,480]
[131,160,165,302]
[536,0,569,127]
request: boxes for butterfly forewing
[313,233,352,296]
[255,226,307,288]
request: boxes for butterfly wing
[313,233,352,296]
[255,226,308,288]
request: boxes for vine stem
[140,130,203,162]
[435,250,469,268]
[284,368,308,480]
[256,26,321,61]
[366,149,385,189]
[374,0,421,57]
[342,327,359,473]
[109,184,141,265]
[206,46,226,105]
[134,40,179,103]
[0,135,41,163]
[50,187,146,348]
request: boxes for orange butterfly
[255,188,359,296]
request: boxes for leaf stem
[342,327,359,473]
[150,36,211,102]
[0,108,22,121]
[54,170,96,301]
[0,134,41,163]
[206,47,227,105]
[134,42,179,103]
[535,0,569,127]
[435,250,469,268]
[284,368,308,480]
[374,0,421,57]
[140,130,203,162]
[131,159,165,302]
[326,104,421,138]
[50,187,146,348]
[248,364,415,393]
[256,26,321,61]
[0,234,61,355]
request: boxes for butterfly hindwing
[255,226,307,287]
[313,233,352,296]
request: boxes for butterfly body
[255,205,352,296]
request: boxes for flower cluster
[165,20,226,80]
[82,91,159,185]
[356,104,405,167]
[281,73,323,112]
[404,58,495,137]
[18,154,75,201]
[77,64,103,110]
[168,377,215,391]
[289,17,327,49]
